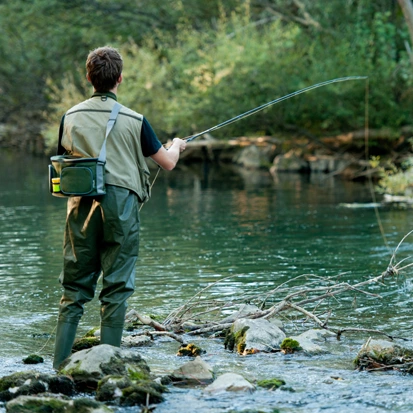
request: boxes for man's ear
[118,74,123,85]
[86,73,91,83]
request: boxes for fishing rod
[184,76,368,143]
[148,76,369,212]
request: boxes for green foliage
[4,0,413,151]
[374,155,413,196]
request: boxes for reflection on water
[1,152,413,411]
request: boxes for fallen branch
[145,331,184,344]
[127,233,413,344]
[126,310,167,332]
[335,328,397,341]
[187,323,233,336]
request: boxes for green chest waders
[53,104,131,370]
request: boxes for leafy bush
[42,2,413,152]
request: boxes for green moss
[22,355,44,365]
[128,369,149,381]
[280,338,301,354]
[84,327,99,337]
[177,343,204,357]
[0,372,32,392]
[224,326,250,354]
[235,326,249,354]
[224,328,235,351]
[6,398,68,413]
[72,336,100,351]
[72,398,107,413]
[257,378,286,390]
[121,381,166,406]
[99,357,150,379]
[61,361,88,381]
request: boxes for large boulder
[0,371,75,402]
[271,151,309,173]
[290,329,335,355]
[6,395,112,413]
[60,344,150,392]
[225,318,286,354]
[233,145,262,169]
[170,356,214,385]
[204,373,255,393]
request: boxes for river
[1,151,413,412]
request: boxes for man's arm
[150,138,186,171]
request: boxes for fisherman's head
[86,46,123,92]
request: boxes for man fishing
[53,46,186,370]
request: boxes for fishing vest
[61,95,151,202]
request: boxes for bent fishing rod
[148,76,368,211]
[183,76,368,143]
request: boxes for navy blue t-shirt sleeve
[141,117,162,157]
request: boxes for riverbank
[2,125,412,182]
[181,126,413,177]
[1,327,413,413]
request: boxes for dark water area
[1,150,413,412]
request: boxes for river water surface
[1,151,413,412]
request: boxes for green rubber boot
[53,321,78,370]
[100,325,124,347]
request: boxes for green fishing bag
[49,156,106,197]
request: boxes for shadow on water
[1,152,413,412]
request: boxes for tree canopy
[0,0,412,151]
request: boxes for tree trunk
[398,0,413,65]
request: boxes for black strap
[56,115,66,155]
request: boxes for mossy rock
[22,354,43,364]
[280,338,301,354]
[61,345,151,392]
[0,371,75,402]
[6,395,112,413]
[177,343,205,357]
[355,339,413,372]
[72,336,101,352]
[224,326,250,354]
[256,378,286,390]
[121,381,166,406]
[97,375,167,406]
[96,375,132,402]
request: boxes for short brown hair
[86,46,123,92]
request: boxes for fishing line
[184,76,368,142]
[142,76,370,210]
[363,78,391,254]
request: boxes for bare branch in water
[128,233,413,342]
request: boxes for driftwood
[128,233,413,343]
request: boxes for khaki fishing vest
[61,96,151,202]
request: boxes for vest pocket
[137,166,151,203]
